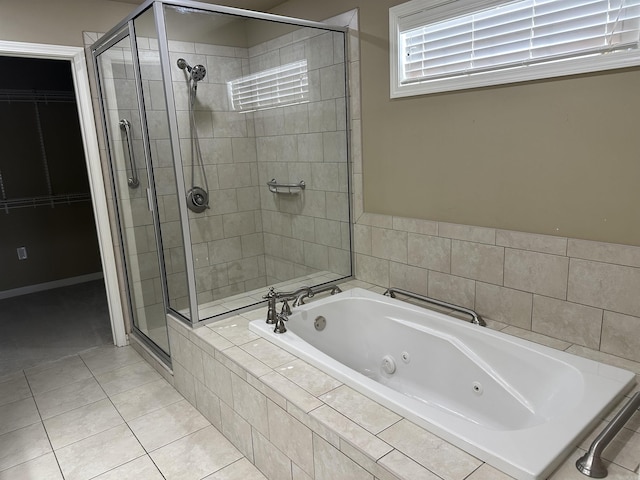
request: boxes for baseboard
[0,272,105,300]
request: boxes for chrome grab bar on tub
[267,178,305,194]
[119,119,139,188]
[576,391,640,478]
[383,287,486,326]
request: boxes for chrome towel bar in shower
[119,119,139,188]
[267,178,305,194]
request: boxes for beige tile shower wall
[97,41,165,332]
[167,40,267,306]
[250,28,351,283]
[353,215,640,363]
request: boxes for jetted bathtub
[249,288,636,480]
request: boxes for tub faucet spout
[296,284,342,305]
[277,286,314,307]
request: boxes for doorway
[0,40,126,374]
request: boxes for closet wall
[0,56,102,292]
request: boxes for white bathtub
[249,288,636,480]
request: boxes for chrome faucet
[296,284,342,305]
[263,286,313,330]
[263,285,342,333]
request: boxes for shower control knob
[186,186,209,213]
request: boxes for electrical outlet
[17,246,27,260]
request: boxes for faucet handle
[263,286,277,300]
[274,312,288,333]
[281,299,292,316]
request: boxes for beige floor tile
[204,457,268,479]
[0,397,41,436]
[0,422,51,471]
[0,373,31,407]
[109,378,183,421]
[276,359,342,397]
[150,425,243,480]
[80,345,143,376]
[0,452,62,480]
[0,370,25,384]
[240,338,296,368]
[55,424,145,480]
[378,419,481,480]
[549,448,637,479]
[90,455,165,480]
[378,450,441,480]
[95,361,161,396]
[128,399,210,452]
[465,463,515,479]
[319,385,401,434]
[34,377,106,420]
[43,398,124,450]
[25,356,92,396]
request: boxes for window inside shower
[93,1,352,341]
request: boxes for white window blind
[228,60,309,113]
[390,0,640,96]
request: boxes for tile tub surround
[166,287,640,480]
[353,216,640,365]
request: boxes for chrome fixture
[274,310,288,333]
[384,287,486,326]
[296,284,342,305]
[263,285,343,333]
[186,186,208,214]
[177,58,207,82]
[119,119,139,188]
[263,286,313,325]
[267,178,306,194]
[576,391,640,478]
[178,58,210,213]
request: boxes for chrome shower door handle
[119,119,139,188]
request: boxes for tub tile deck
[178,280,640,480]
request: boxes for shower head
[190,64,206,82]
[177,58,190,70]
[177,58,206,82]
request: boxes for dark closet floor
[0,280,113,375]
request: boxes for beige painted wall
[271,0,640,247]
[2,0,637,246]
[0,0,134,46]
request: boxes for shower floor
[188,271,346,322]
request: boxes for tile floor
[0,280,113,375]
[0,345,267,480]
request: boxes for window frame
[389,0,640,98]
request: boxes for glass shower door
[95,31,170,357]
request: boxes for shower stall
[91,0,353,362]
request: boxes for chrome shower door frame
[93,0,354,330]
[92,23,172,363]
